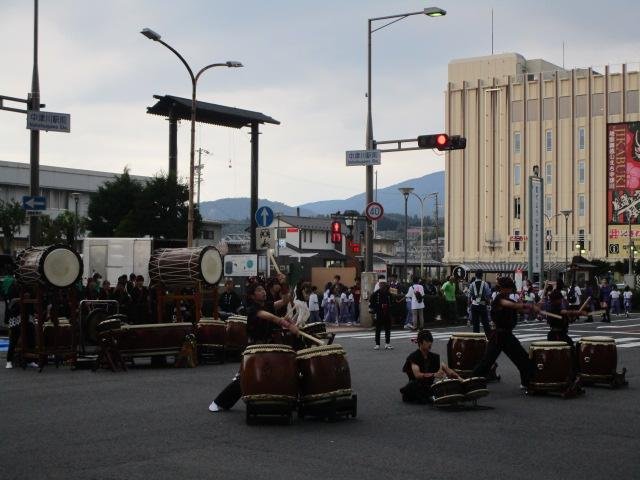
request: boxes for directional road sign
[365,202,384,221]
[22,196,46,211]
[255,206,274,227]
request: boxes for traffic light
[331,220,342,244]
[417,133,466,151]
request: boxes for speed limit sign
[365,202,384,221]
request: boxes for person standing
[407,276,425,330]
[467,270,491,334]
[566,281,582,313]
[352,280,361,324]
[472,277,538,389]
[610,286,621,317]
[369,280,393,350]
[308,286,321,323]
[441,276,458,323]
[599,278,612,323]
[129,275,150,324]
[623,286,633,317]
[208,283,299,412]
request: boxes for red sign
[286,228,299,233]
[350,243,361,254]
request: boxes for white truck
[82,237,153,285]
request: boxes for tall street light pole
[29,0,41,246]
[399,187,414,282]
[141,28,242,247]
[364,7,446,272]
[560,209,573,279]
[70,192,80,247]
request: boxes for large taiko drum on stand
[529,341,572,392]
[16,245,83,288]
[117,322,194,357]
[296,345,352,405]
[576,336,617,384]
[447,333,487,377]
[240,344,298,404]
[148,246,223,287]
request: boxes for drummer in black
[472,276,539,389]
[546,279,585,348]
[209,282,299,412]
[400,329,460,403]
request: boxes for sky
[1,0,639,206]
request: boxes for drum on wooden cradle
[42,317,74,351]
[529,341,572,391]
[240,344,298,404]
[431,378,465,405]
[148,246,223,287]
[225,317,248,351]
[196,318,226,349]
[117,322,194,357]
[16,245,83,288]
[296,345,352,404]
[461,377,489,400]
[447,333,487,377]
[576,336,617,382]
[302,322,328,338]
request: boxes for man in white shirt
[407,277,426,330]
[308,285,320,323]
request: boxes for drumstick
[578,296,592,312]
[298,330,324,346]
[267,249,282,275]
[538,310,563,320]
[581,309,606,317]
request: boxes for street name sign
[26,110,70,132]
[256,227,275,250]
[345,150,381,166]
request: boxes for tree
[87,171,201,240]
[87,168,143,237]
[0,200,26,254]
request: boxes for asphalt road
[2,316,639,480]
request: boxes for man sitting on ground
[400,329,461,404]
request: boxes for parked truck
[82,237,153,285]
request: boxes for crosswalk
[335,327,640,349]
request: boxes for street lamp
[399,187,414,282]
[364,7,446,272]
[560,209,573,278]
[141,27,243,247]
[70,192,80,247]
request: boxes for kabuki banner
[607,121,640,259]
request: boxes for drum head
[200,247,223,285]
[580,336,615,343]
[43,246,81,288]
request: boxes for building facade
[444,53,640,272]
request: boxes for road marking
[618,341,640,348]
[597,323,640,329]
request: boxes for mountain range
[199,170,444,221]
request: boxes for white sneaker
[27,362,39,369]
[385,344,393,350]
[373,345,380,350]
[403,324,412,330]
[5,361,13,369]
[208,401,220,412]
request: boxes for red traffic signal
[331,220,342,243]
[417,133,466,151]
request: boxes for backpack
[567,287,577,303]
[414,286,424,303]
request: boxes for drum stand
[245,400,297,425]
[17,285,78,371]
[155,284,204,323]
[579,368,628,389]
[297,394,358,421]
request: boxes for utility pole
[434,193,440,279]
[196,147,209,208]
[29,0,41,246]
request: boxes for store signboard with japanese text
[607,122,640,259]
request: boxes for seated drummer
[400,329,461,404]
[208,282,299,412]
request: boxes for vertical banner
[607,122,640,259]
[528,176,544,281]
